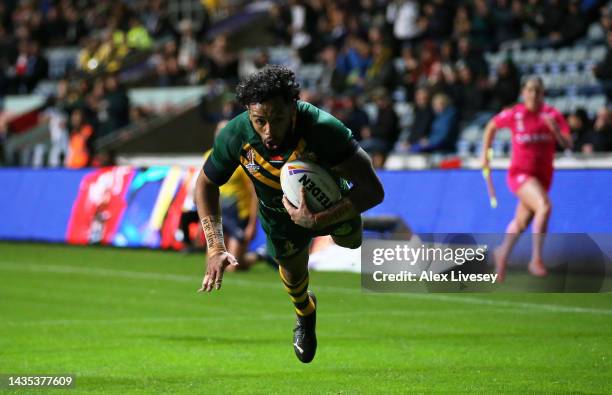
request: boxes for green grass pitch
[1,242,611,394]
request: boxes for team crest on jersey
[245,149,260,174]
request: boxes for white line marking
[1,261,611,316]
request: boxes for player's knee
[332,234,362,249]
[538,200,552,215]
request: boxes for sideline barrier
[1,167,611,250]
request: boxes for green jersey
[203,101,359,214]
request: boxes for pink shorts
[507,168,552,194]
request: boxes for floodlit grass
[1,243,611,394]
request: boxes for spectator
[559,0,589,46]
[588,107,612,152]
[385,0,422,46]
[594,30,612,100]
[471,0,495,49]
[66,108,94,169]
[453,5,471,40]
[492,0,523,45]
[97,75,130,138]
[63,4,87,46]
[177,20,198,70]
[568,108,593,154]
[360,87,399,168]
[43,5,67,47]
[456,36,488,79]
[456,64,485,124]
[421,0,454,40]
[398,85,434,150]
[287,0,319,62]
[338,95,370,142]
[143,0,177,40]
[491,59,520,111]
[205,35,239,82]
[41,96,69,167]
[364,42,397,93]
[335,32,372,91]
[127,16,153,51]
[318,45,345,94]
[411,93,459,153]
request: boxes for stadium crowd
[1,0,612,168]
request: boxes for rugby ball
[280,160,342,213]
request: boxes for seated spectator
[491,0,523,45]
[456,64,485,124]
[335,33,373,92]
[337,95,370,142]
[594,30,612,100]
[491,59,520,111]
[456,36,488,80]
[585,107,612,152]
[411,93,459,153]
[364,42,397,94]
[66,108,94,169]
[471,0,495,50]
[360,88,399,168]
[568,108,593,154]
[398,86,434,150]
[12,40,48,93]
[205,35,239,82]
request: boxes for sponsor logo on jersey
[516,133,553,143]
[298,174,334,209]
[269,154,285,164]
[245,149,261,174]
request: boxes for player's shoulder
[297,100,347,133]
[215,111,250,145]
[541,103,562,116]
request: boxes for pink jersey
[493,103,570,175]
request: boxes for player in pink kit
[481,77,572,281]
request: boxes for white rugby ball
[280,160,341,213]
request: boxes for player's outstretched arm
[315,147,384,228]
[194,169,238,292]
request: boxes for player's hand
[282,188,317,229]
[480,152,490,170]
[198,251,238,293]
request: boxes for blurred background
[0,0,611,254]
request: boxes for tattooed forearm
[313,197,357,228]
[200,215,226,256]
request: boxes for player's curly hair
[236,65,300,106]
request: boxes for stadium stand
[1,0,612,169]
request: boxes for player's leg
[221,202,254,271]
[259,206,317,362]
[180,210,199,252]
[330,215,363,249]
[515,177,551,276]
[494,201,534,282]
[276,247,317,363]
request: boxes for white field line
[1,261,611,317]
